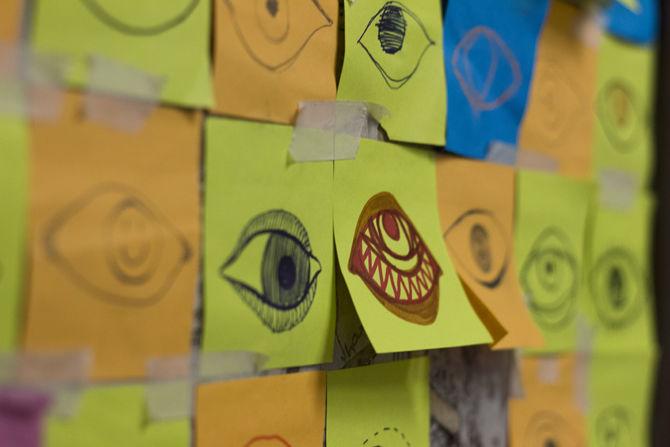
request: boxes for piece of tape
[289,101,388,162]
[575,7,604,48]
[430,390,460,433]
[47,386,84,419]
[198,351,268,381]
[574,316,593,413]
[516,149,559,173]
[537,356,559,385]
[486,141,518,166]
[598,169,637,210]
[508,350,525,399]
[0,351,92,387]
[145,380,192,421]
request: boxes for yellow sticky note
[334,140,491,354]
[337,0,446,145]
[212,0,338,124]
[436,156,543,349]
[24,92,201,380]
[515,170,591,353]
[31,0,213,107]
[327,357,430,447]
[1,0,23,42]
[203,117,336,369]
[519,0,597,179]
[47,385,189,447]
[197,371,326,447]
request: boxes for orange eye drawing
[348,192,442,325]
[524,411,581,447]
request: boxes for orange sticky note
[23,92,201,380]
[518,0,597,178]
[1,0,23,42]
[436,156,543,349]
[196,371,326,447]
[212,0,339,124]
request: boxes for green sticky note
[584,191,656,354]
[32,0,213,108]
[514,170,592,352]
[588,350,656,447]
[327,357,430,447]
[203,117,336,369]
[0,118,27,352]
[337,0,446,146]
[46,385,189,447]
[594,34,655,187]
[333,140,491,353]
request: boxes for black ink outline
[220,209,321,333]
[81,0,201,36]
[524,410,579,447]
[225,0,333,72]
[44,183,192,307]
[595,405,632,447]
[596,79,640,153]
[358,1,435,89]
[362,427,411,447]
[443,208,510,289]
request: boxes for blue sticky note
[443,0,549,158]
[602,0,657,45]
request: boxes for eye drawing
[80,0,201,36]
[348,192,442,325]
[520,227,578,330]
[596,79,640,153]
[244,435,292,447]
[361,427,411,447]
[452,26,522,112]
[524,411,580,447]
[224,0,333,71]
[589,248,644,330]
[443,209,509,289]
[358,2,435,89]
[44,183,192,307]
[220,210,321,333]
[596,406,632,447]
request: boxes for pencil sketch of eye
[596,79,641,153]
[44,183,192,307]
[596,405,633,447]
[220,210,321,333]
[358,2,435,89]
[224,0,333,71]
[81,0,201,36]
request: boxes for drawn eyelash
[220,209,321,333]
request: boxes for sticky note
[31,0,213,107]
[334,139,491,354]
[603,0,657,45]
[436,156,543,348]
[46,385,189,447]
[518,0,597,179]
[0,118,27,352]
[197,371,326,447]
[24,92,201,380]
[203,117,335,369]
[514,170,591,352]
[1,0,23,42]
[327,357,429,447]
[212,0,338,124]
[337,0,446,145]
[444,0,549,158]
[584,191,656,354]
[0,389,50,447]
[593,34,655,187]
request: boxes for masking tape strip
[430,390,460,434]
[508,349,525,399]
[145,380,192,421]
[576,8,604,48]
[198,351,268,381]
[598,169,637,210]
[515,149,559,173]
[289,101,388,162]
[537,356,559,385]
[0,351,92,387]
[486,141,517,166]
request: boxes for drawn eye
[224,0,334,71]
[357,1,435,89]
[596,406,632,447]
[589,248,644,330]
[220,209,321,333]
[44,183,192,307]
[520,227,578,330]
[524,411,580,447]
[348,192,442,326]
[443,209,509,289]
[596,79,640,153]
[80,0,201,36]
[244,435,292,447]
[452,26,522,112]
[362,427,411,447]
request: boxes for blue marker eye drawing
[220,210,321,333]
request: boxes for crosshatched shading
[44,183,192,307]
[524,411,580,447]
[596,405,633,447]
[220,209,321,333]
[596,79,641,153]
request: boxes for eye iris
[469,223,491,273]
[382,212,400,240]
[608,267,626,309]
[262,233,311,308]
[277,255,296,290]
[377,4,407,54]
[265,0,278,17]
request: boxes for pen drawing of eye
[349,192,442,325]
[220,209,321,333]
[224,0,333,71]
[443,209,509,289]
[358,2,435,89]
[596,405,632,447]
[524,411,580,447]
[44,183,192,307]
[596,79,641,153]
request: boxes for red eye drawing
[348,192,442,325]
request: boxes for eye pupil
[377,3,407,54]
[609,267,625,308]
[544,439,558,447]
[545,261,555,275]
[277,255,296,290]
[469,224,491,273]
[382,212,400,240]
[265,0,279,17]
